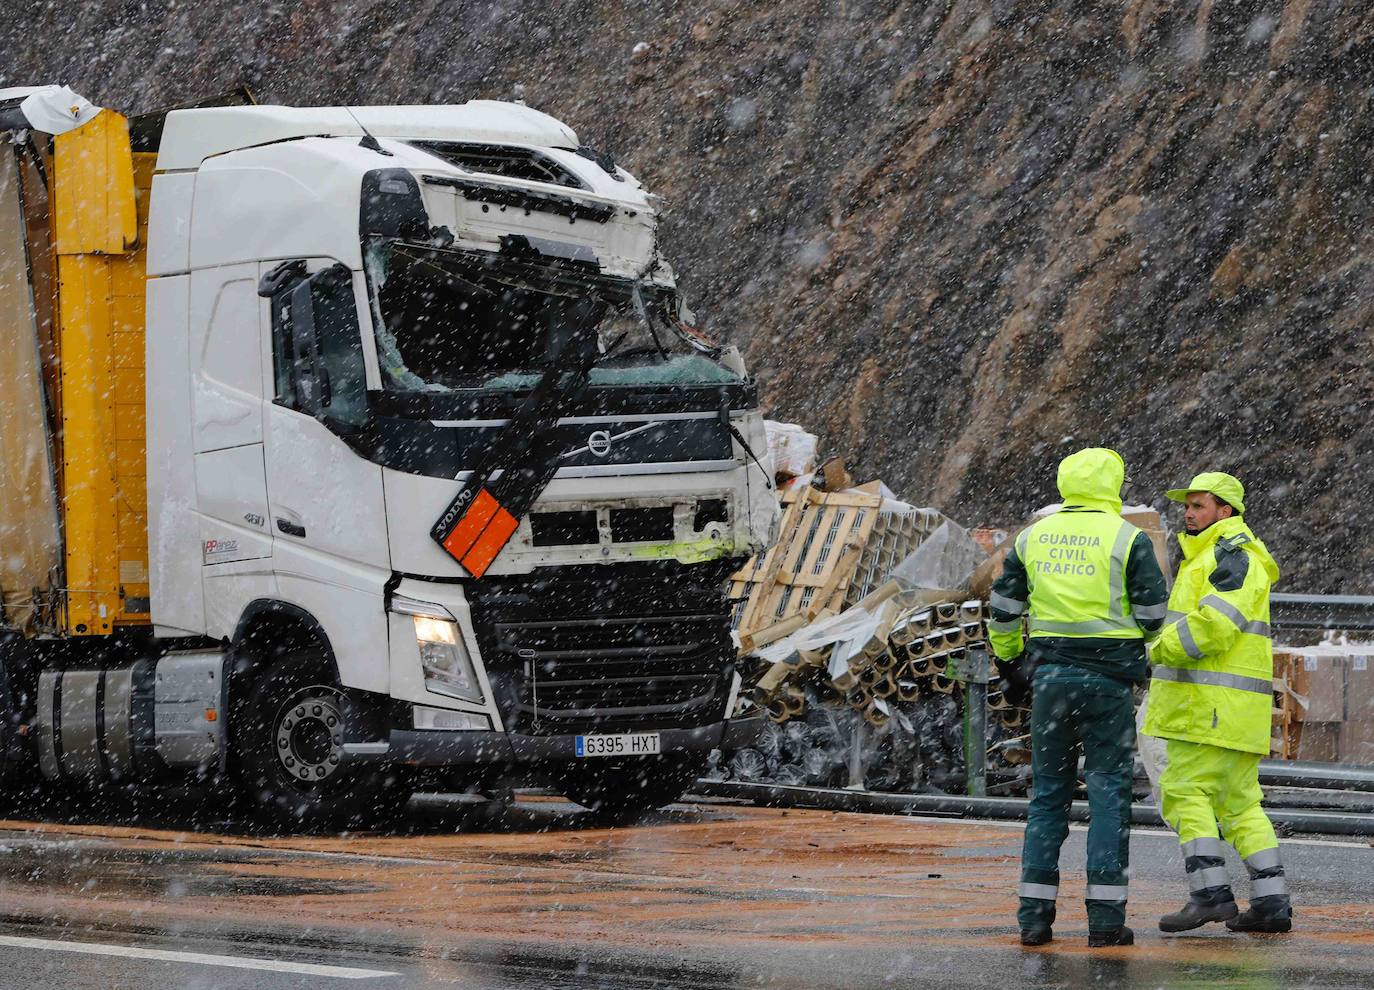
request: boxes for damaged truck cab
[0,87,775,824]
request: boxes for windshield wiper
[429,326,601,578]
[631,283,670,361]
[595,330,631,364]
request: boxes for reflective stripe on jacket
[1143,516,1280,755]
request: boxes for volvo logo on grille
[560,421,666,463]
[587,430,612,457]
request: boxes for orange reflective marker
[461,506,519,578]
[441,489,500,562]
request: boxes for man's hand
[994,654,1033,707]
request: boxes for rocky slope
[5,1,1371,588]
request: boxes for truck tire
[0,641,15,788]
[560,753,706,820]
[0,633,34,800]
[234,649,405,831]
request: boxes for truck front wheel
[234,650,404,831]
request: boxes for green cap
[1165,471,1246,514]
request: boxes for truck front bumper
[342,714,764,767]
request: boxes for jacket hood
[1178,516,1281,583]
[1056,448,1125,514]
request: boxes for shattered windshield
[364,240,739,392]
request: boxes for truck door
[258,259,390,691]
[190,264,273,634]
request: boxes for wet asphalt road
[0,793,1369,989]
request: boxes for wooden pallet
[738,594,1034,733]
[1271,651,1308,760]
[730,488,882,637]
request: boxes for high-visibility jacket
[988,448,1168,681]
[1016,510,1151,640]
[1143,516,1280,755]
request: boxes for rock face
[5,1,1371,588]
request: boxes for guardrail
[1259,759,1374,793]
[1271,593,1374,631]
[691,779,1374,836]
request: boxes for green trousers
[1018,665,1135,933]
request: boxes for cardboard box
[1296,650,1348,723]
[1270,644,1374,763]
[1273,649,1311,706]
[1296,722,1341,763]
[967,540,1014,600]
[1121,506,1173,587]
[1339,651,1374,764]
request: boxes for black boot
[1020,927,1052,946]
[1229,849,1291,932]
[1165,847,1238,932]
[1088,926,1134,947]
[1159,897,1238,932]
[1227,896,1292,934]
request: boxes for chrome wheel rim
[274,686,345,787]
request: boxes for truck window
[364,240,740,392]
[269,264,368,426]
[310,269,368,426]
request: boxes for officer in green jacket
[989,448,1169,947]
[1144,472,1292,934]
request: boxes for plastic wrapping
[1,85,100,135]
[764,421,818,478]
[888,519,987,598]
[1136,692,1167,811]
[0,150,61,630]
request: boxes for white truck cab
[1,91,775,825]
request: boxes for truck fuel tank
[35,650,226,783]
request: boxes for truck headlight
[414,615,480,701]
[392,596,482,702]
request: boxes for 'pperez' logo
[203,539,240,558]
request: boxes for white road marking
[0,934,398,979]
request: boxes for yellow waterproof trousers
[1159,738,1278,859]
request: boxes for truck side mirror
[287,279,326,417]
[259,259,308,298]
[267,261,363,424]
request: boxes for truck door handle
[276,518,306,538]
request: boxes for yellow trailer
[1,98,152,635]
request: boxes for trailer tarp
[0,149,61,630]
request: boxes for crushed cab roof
[156,101,580,171]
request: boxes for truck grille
[465,561,737,735]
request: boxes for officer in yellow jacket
[1145,472,1291,933]
[989,448,1169,947]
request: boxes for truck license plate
[575,732,661,758]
